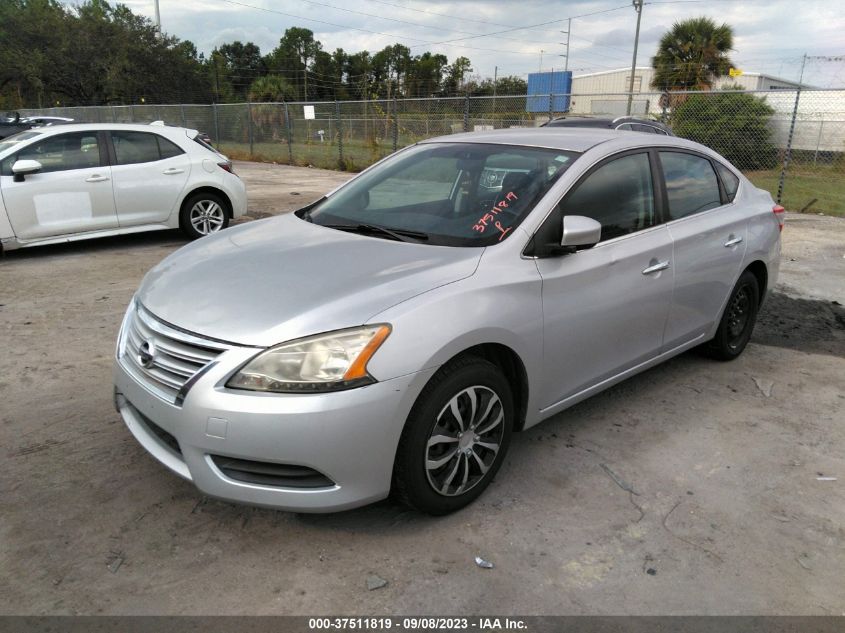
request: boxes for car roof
[11,122,197,138]
[419,127,689,153]
[420,127,623,152]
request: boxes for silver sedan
[114,128,782,514]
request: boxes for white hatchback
[0,123,246,251]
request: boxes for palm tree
[651,17,734,92]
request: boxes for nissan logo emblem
[138,338,157,369]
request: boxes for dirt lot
[1,161,843,615]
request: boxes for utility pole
[626,0,643,115]
[493,65,498,117]
[561,18,571,72]
[153,0,161,36]
[213,55,220,103]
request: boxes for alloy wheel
[425,385,505,497]
[189,200,225,235]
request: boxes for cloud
[62,0,845,87]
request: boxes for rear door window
[659,151,722,220]
[111,131,184,165]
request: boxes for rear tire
[393,356,513,515]
[705,270,760,361]
[180,192,230,240]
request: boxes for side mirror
[561,215,602,250]
[12,159,42,182]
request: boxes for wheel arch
[180,186,234,219]
[744,259,768,306]
[434,343,530,433]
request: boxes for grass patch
[746,164,844,217]
[218,139,415,172]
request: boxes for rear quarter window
[715,162,740,202]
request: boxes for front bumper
[114,353,436,512]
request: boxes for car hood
[137,214,483,347]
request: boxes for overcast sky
[70,0,845,87]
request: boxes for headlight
[226,324,391,393]
[115,297,135,359]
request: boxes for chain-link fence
[21,89,845,215]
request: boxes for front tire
[393,356,514,515]
[706,270,760,361]
[180,192,230,240]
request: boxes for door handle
[724,236,744,247]
[85,175,109,183]
[162,168,185,175]
[642,261,670,275]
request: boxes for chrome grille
[121,304,231,405]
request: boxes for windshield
[0,131,41,154]
[304,142,579,247]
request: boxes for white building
[568,67,804,116]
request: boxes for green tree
[372,44,411,99]
[442,56,472,95]
[407,52,448,97]
[344,51,373,100]
[265,27,321,100]
[216,41,265,100]
[464,75,527,96]
[310,48,347,100]
[651,17,734,91]
[671,88,777,170]
[0,0,207,107]
[247,75,296,102]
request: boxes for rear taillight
[773,205,785,232]
[218,161,235,175]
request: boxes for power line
[409,5,632,49]
[294,0,563,47]
[214,0,558,56]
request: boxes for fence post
[548,92,554,122]
[282,102,293,165]
[284,102,294,165]
[463,93,470,132]
[813,121,823,165]
[776,88,802,205]
[129,104,135,123]
[247,102,254,157]
[335,100,344,169]
[392,97,399,152]
[212,103,220,150]
[180,104,187,128]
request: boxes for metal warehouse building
[568,67,803,116]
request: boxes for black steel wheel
[706,270,760,361]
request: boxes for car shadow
[754,291,845,358]
[0,229,189,261]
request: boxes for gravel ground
[1,161,843,615]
